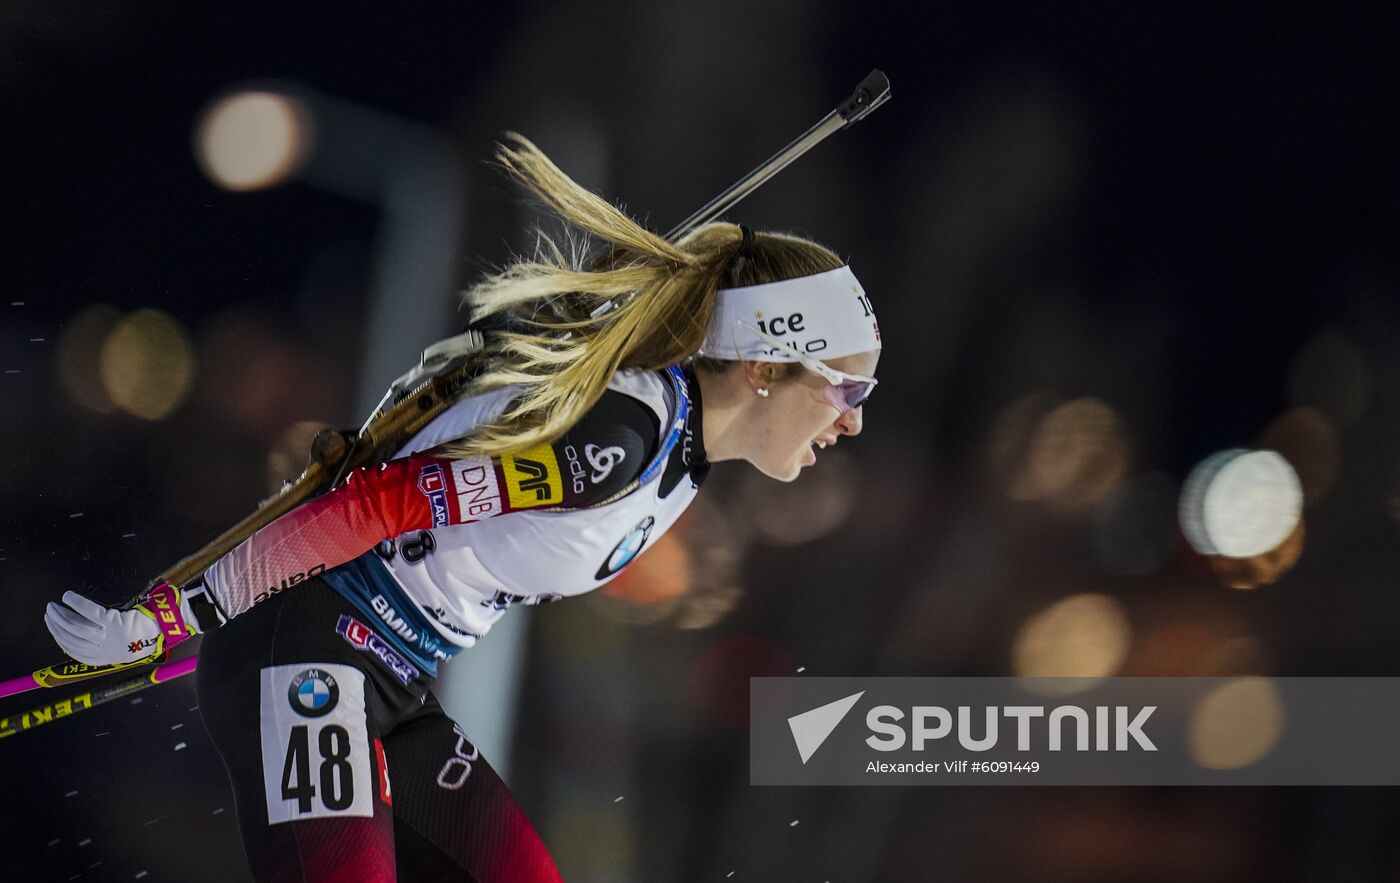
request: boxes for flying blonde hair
[444,133,844,459]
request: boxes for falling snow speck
[789,820,799,827]
[613,796,624,803]
[95,732,109,737]
[65,791,78,797]
[87,862,102,870]
[11,301,24,306]
[136,873,148,880]
[4,370,18,375]
[726,873,734,879]
[69,513,84,519]
[172,723,184,730]
[213,807,224,815]
[131,697,142,705]
[47,839,60,847]
[122,533,137,539]
[30,338,45,342]
[78,838,91,847]
[796,666,806,673]
[174,742,187,751]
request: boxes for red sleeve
[202,451,510,617]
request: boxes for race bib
[259,663,373,824]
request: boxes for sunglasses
[737,321,878,413]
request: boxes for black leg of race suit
[195,578,562,882]
[382,695,562,882]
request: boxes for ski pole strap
[137,581,194,650]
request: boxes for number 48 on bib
[258,663,374,824]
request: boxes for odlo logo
[585,444,626,483]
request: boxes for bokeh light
[1189,677,1284,770]
[98,308,196,420]
[1288,329,1370,428]
[987,391,1057,477]
[1257,407,1340,505]
[55,303,122,414]
[199,309,338,443]
[1179,449,1302,558]
[1206,518,1305,590]
[195,90,312,191]
[1125,601,1271,676]
[1000,397,1129,509]
[1012,593,1131,694]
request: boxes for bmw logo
[596,516,655,580]
[287,668,340,718]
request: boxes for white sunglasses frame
[735,320,878,406]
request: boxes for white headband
[698,265,881,362]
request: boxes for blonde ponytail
[443,133,843,459]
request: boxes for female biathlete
[43,135,882,882]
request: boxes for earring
[756,387,769,397]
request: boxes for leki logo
[788,691,865,764]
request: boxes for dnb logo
[417,464,451,527]
[595,515,655,580]
[286,668,341,718]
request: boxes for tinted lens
[843,379,875,409]
[822,380,874,413]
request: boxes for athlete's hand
[44,591,163,665]
[43,582,200,666]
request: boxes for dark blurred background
[4,2,1400,881]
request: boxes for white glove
[44,582,213,666]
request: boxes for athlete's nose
[835,405,863,437]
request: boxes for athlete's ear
[742,360,781,392]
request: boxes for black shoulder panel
[550,390,660,506]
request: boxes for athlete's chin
[755,459,804,482]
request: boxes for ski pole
[0,655,198,740]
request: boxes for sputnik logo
[787,691,864,764]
